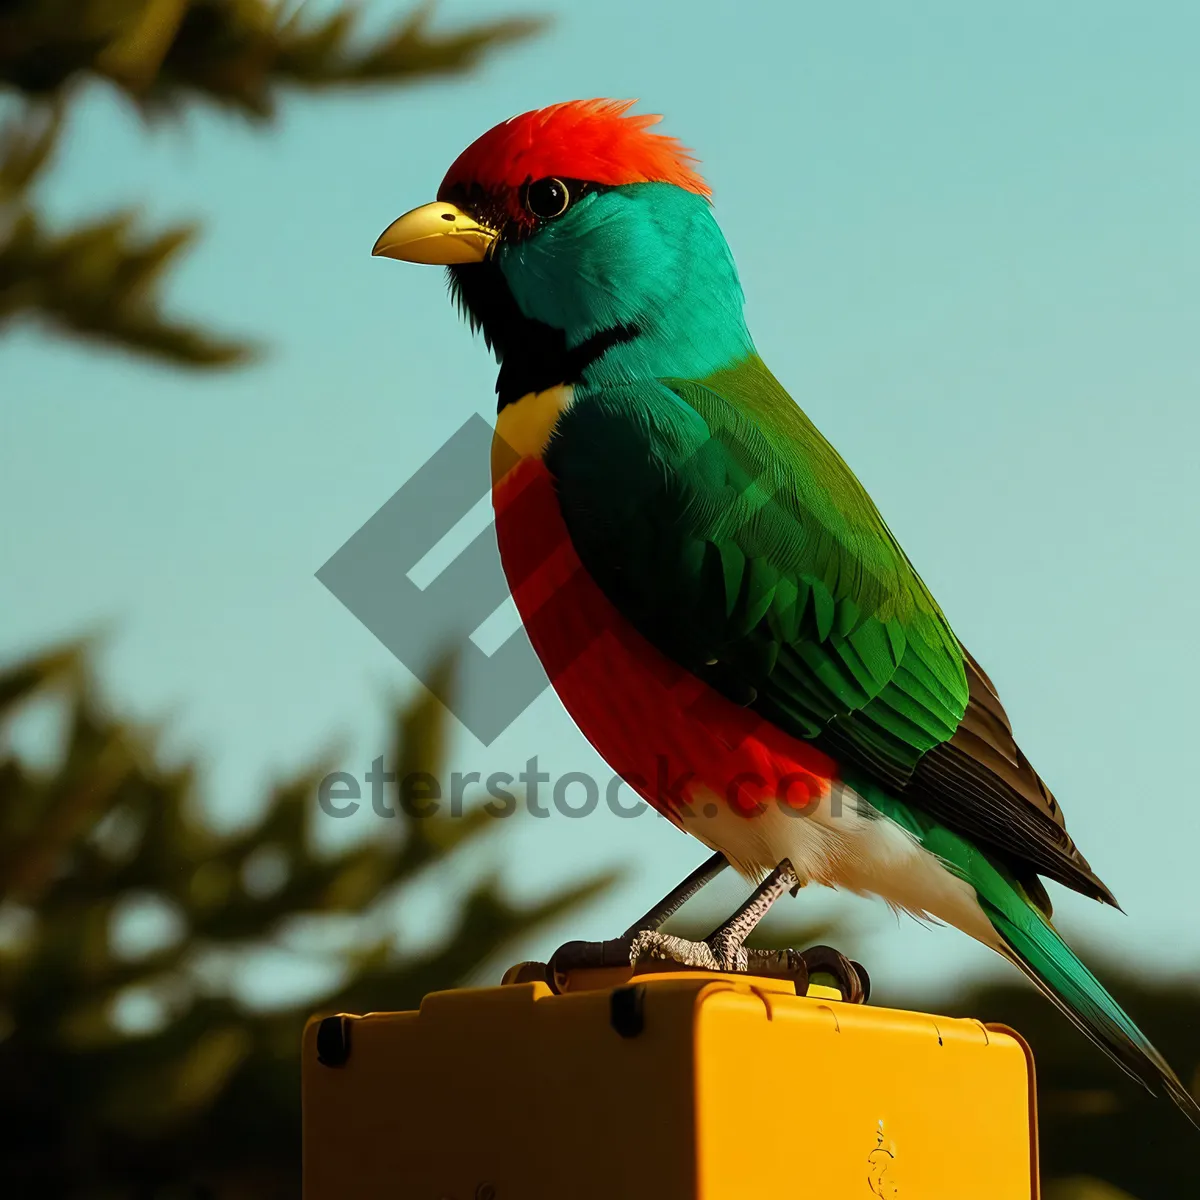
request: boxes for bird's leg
[625,849,731,935]
[706,861,801,969]
[631,859,800,973]
[540,853,870,1001]
[629,862,871,1001]
[546,851,729,979]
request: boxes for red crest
[439,99,711,204]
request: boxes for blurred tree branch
[0,640,612,1196]
[0,102,249,365]
[0,0,546,366]
[1,0,545,113]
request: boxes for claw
[799,944,871,1004]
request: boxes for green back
[546,353,970,783]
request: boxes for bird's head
[373,100,751,406]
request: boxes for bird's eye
[525,177,571,220]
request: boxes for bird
[372,98,1199,1125]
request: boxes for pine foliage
[0,642,610,1196]
[0,0,545,366]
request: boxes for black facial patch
[448,260,638,411]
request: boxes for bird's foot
[620,860,803,977]
[627,929,816,986]
[533,856,869,1001]
[540,932,867,1001]
[545,929,808,985]
[542,930,755,986]
[629,928,731,972]
[624,935,869,1002]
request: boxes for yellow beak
[372,202,498,264]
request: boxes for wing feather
[545,358,1115,905]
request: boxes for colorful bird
[373,99,1198,1125]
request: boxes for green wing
[546,354,1114,903]
[550,355,968,777]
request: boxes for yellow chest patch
[491,384,574,484]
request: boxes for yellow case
[303,969,1039,1199]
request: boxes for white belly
[679,782,1003,952]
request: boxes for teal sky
[4,1,1199,1004]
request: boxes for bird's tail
[975,875,1200,1129]
[866,788,1200,1129]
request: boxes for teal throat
[490,183,756,396]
